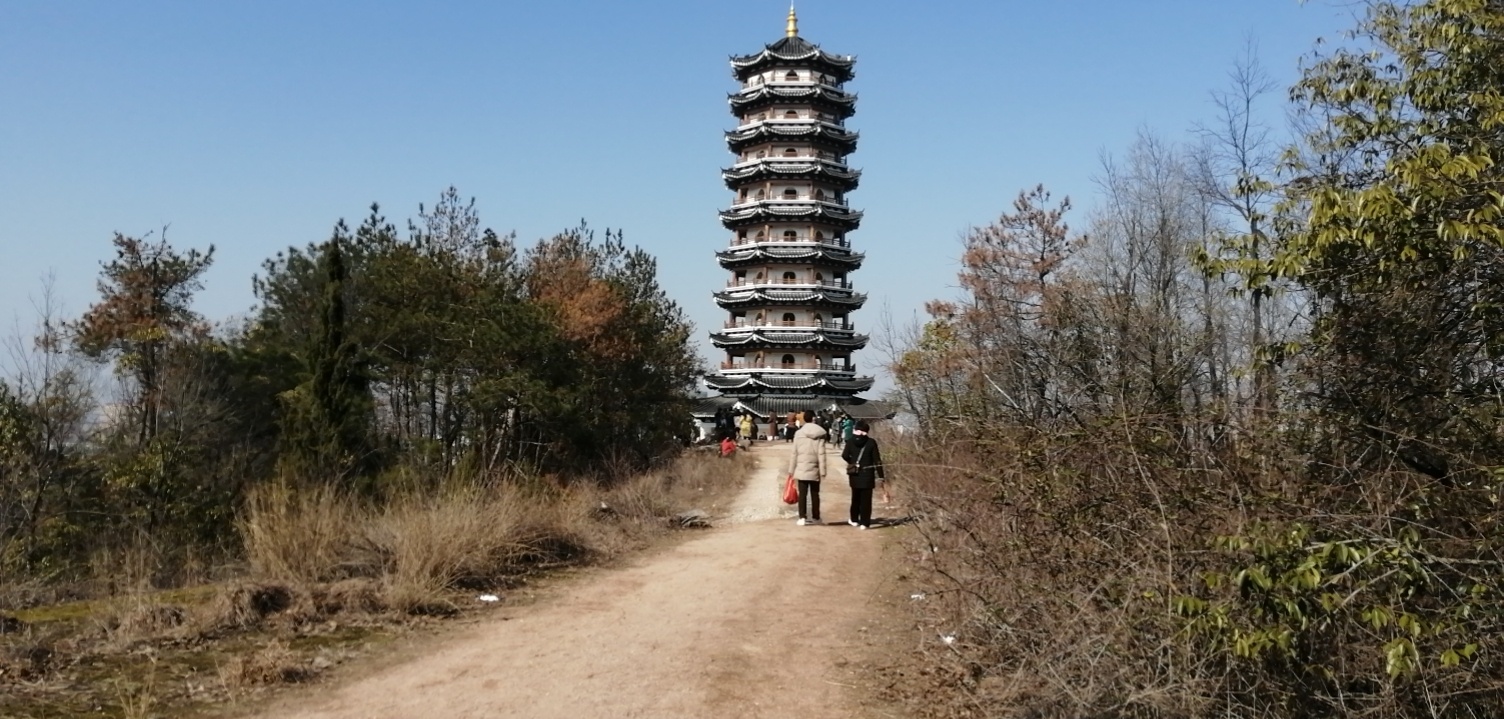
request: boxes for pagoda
[699,8,884,421]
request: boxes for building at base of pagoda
[695,9,891,426]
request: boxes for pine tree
[280,225,374,483]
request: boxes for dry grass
[0,449,749,718]
[238,448,741,616]
[220,638,313,687]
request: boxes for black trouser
[850,486,873,527]
[798,480,821,521]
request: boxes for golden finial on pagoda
[786,4,799,37]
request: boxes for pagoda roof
[716,244,863,269]
[689,394,892,420]
[726,123,857,154]
[729,85,856,117]
[719,203,862,230]
[713,286,867,310]
[709,328,870,350]
[722,159,860,191]
[731,36,856,82]
[704,373,875,394]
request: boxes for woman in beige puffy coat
[786,410,829,525]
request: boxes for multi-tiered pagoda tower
[700,8,882,420]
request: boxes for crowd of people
[708,406,859,447]
[709,407,887,530]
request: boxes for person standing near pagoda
[842,420,884,529]
[739,412,755,447]
[787,410,829,525]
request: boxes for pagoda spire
[786,4,798,37]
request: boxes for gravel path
[254,441,892,719]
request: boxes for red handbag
[782,473,799,504]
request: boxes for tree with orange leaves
[71,232,214,445]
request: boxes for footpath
[253,440,899,719]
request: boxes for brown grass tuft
[196,582,305,634]
[312,578,385,615]
[220,639,314,687]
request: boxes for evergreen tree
[281,225,374,483]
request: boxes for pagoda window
[782,354,796,367]
[734,270,746,283]
[755,229,766,238]
[814,230,826,240]
[813,313,824,326]
[757,113,766,121]
[814,189,826,200]
[782,188,798,199]
[755,271,764,280]
[783,148,798,157]
[782,230,797,241]
[782,312,796,325]
[784,71,799,81]
[815,272,825,282]
[756,150,766,159]
[755,189,766,200]
[739,189,747,201]
[782,271,797,283]
[784,110,798,119]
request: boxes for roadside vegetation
[886,2,1504,716]
[0,187,726,717]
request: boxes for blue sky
[0,1,1361,389]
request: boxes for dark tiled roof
[730,37,856,82]
[729,85,856,116]
[719,203,863,230]
[704,374,875,393]
[722,160,861,191]
[717,245,864,270]
[693,394,892,420]
[725,123,858,154]
[713,288,868,311]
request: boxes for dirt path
[256,441,899,719]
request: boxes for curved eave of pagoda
[726,124,858,155]
[728,86,856,117]
[704,374,875,394]
[708,330,870,350]
[729,37,856,82]
[712,288,868,311]
[716,246,864,270]
[719,204,863,231]
[721,162,860,192]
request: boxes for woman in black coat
[840,420,884,529]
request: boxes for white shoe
[796,518,807,526]
[858,525,869,530]
[848,520,859,526]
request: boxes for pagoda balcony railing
[733,153,845,166]
[741,77,849,93]
[729,236,851,249]
[723,320,853,331]
[729,196,848,209]
[720,361,856,373]
[725,278,853,289]
[736,117,849,131]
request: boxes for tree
[71,232,214,445]
[1263,0,1504,480]
[280,226,375,483]
[1191,44,1285,416]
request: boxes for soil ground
[243,440,913,719]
